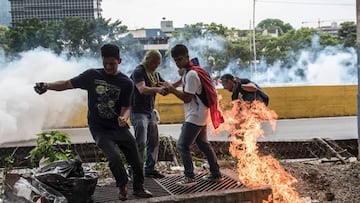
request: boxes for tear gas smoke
[0,34,356,144]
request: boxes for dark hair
[171,44,188,58]
[101,44,120,58]
[220,74,234,82]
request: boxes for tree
[256,18,294,36]
[337,21,356,48]
[3,17,130,57]
[59,17,96,57]
[0,25,9,52]
[5,18,48,54]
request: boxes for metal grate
[91,171,245,202]
[154,172,244,195]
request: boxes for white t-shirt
[183,70,210,126]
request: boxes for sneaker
[118,185,128,201]
[202,174,224,182]
[133,188,153,198]
[145,170,165,179]
[176,177,197,187]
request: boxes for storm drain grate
[154,171,244,195]
[92,171,245,202]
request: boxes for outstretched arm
[34,80,73,94]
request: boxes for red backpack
[188,59,224,129]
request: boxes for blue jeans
[177,122,221,179]
[89,127,144,190]
[130,111,160,174]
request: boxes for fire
[213,100,304,203]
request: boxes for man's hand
[117,116,128,128]
[155,84,169,96]
[34,82,47,95]
[158,82,174,94]
[178,68,186,76]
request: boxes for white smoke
[163,33,357,86]
[0,33,357,144]
[0,48,98,145]
[221,34,357,86]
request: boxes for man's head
[101,44,121,75]
[220,74,235,92]
[142,50,162,72]
[171,44,190,69]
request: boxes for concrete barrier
[64,85,357,127]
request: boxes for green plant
[91,157,112,178]
[4,147,18,170]
[27,130,74,167]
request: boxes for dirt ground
[148,156,360,203]
[280,159,360,203]
[1,158,359,203]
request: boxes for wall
[64,85,357,127]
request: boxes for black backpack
[240,79,269,106]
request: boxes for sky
[101,0,356,30]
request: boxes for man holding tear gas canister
[34,44,152,201]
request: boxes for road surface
[1,116,358,148]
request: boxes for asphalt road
[1,116,357,148]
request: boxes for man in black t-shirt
[34,44,152,201]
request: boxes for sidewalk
[0,116,357,148]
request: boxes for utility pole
[252,0,257,79]
[357,0,360,160]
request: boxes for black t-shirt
[130,65,165,114]
[70,68,134,130]
[232,78,269,106]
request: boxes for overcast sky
[101,0,355,30]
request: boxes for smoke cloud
[220,34,357,86]
[0,48,96,145]
[0,33,357,145]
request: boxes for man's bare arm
[135,81,168,95]
[44,80,73,91]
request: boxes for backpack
[239,79,269,106]
[184,58,224,129]
[196,86,209,107]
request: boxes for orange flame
[213,100,304,203]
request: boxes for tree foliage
[338,21,356,48]
[0,17,356,75]
[2,17,129,57]
[256,18,294,35]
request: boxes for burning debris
[213,100,304,203]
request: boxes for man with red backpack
[160,44,224,187]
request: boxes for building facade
[0,0,11,26]
[127,19,182,52]
[9,0,102,25]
